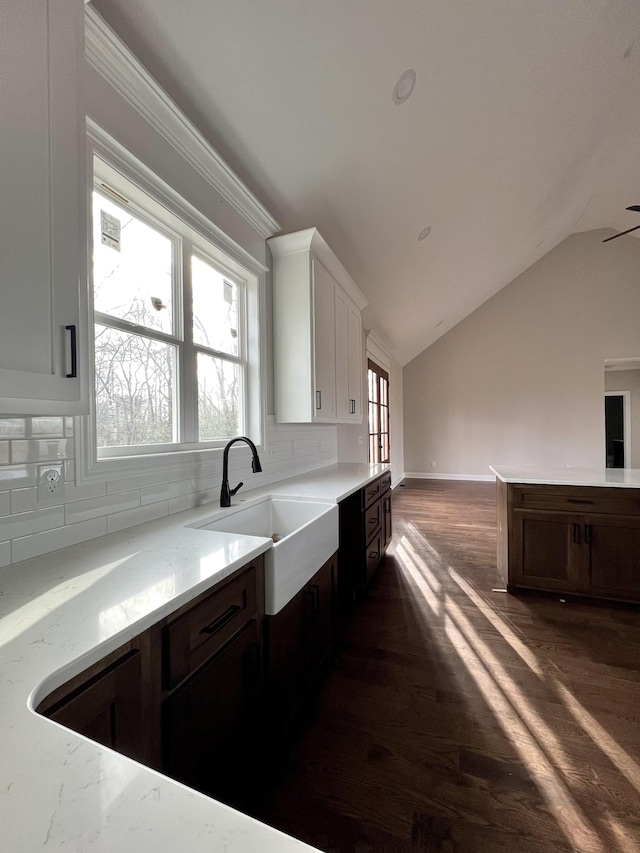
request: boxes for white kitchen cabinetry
[269,228,367,424]
[0,0,87,415]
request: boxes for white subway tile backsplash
[0,418,26,437]
[0,415,337,566]
[31,417,65,437]
[11,438,73,463]
[0,505,64,540]
[11,518,107,564]
[168,490,212,514]
[9,488,38,514]
[65,491,140,525]
[106,501,168,534]
[64,481,108,503]
[106,470,168,495]
[0,464,38,488]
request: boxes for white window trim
[75,121,268,483]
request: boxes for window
[367,359,390,464]
[88,151,263,465]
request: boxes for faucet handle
[230,481,244,497]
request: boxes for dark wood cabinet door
[265,588,306,747]
[48,650,144,762]
[162,620,261,808]
[365,530,383,585]
[511,510,582,591]
[584,515,640,599]
[382,494,392,552]
[304,557,335,682]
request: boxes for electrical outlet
[38,463,65,503]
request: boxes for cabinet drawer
[512,485,640,516]
[364,500,381,542]
[164,565,257,688]
[364,479,381,508]
[379,473,392,495]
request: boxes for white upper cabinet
[269,228,367,424]
[0,0,87,415]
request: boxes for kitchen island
[491,465,640,602]
[0,462,389,853]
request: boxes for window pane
[381,377,388,407]
[369,434,377,464]
[381,404,389,434]
[94,325,176,447]
[93,192,174,335]
[198,353,242,440]
[192,256,239,355]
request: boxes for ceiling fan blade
[626,205,640,212]
[603,224,640,242]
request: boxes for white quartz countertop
[0,462,388,853]
[490,465,640,488]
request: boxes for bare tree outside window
[91,174,247,453]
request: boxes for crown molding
[85,5,281,240]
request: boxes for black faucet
[220,437,263,507]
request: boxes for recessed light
[393,69,416,105]
[418,226,432,241]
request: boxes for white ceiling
[90,0,640,366]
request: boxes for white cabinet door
[347,299,363,420]
[311,260,336,421]
[0,0,86,415]
[335,288,362,421]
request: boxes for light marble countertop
[490,465,640,488]
[0,462,388,853]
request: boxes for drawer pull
[200,603,242,636]
[369,550,380,560]
[572,523,580,544]
[368,516,378,524]
[568,499,594,505]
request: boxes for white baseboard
[403,472,495,482]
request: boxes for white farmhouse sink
[196,497,338,615]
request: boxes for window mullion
[181,241,197,443]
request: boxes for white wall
[605,369,640,468]
[403,230,640,478]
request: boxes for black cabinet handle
[568,499,594,505]
[584,524,592,546]
[350,399,356,414]
[572,523,580,544]
[200,603,241,635]
[369,550,380,560]
[65,324,77,378]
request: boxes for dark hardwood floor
[254,479,640,853]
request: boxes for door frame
[604,390,631,468]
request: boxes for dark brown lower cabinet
[162,620,262,807]
[38,558,265,808]
[266,554,336,749]
[39,646,146,763]
[498,480,640,603]
[338,472,392,602]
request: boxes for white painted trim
[268,228,368,311]
[366,329,393,372]
[403,472,495,482]
[391,475,405,489]
[84,6,281,240]
[605,390,632,468]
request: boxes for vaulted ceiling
[90,0,640,366]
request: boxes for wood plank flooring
[253,479,640,853]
